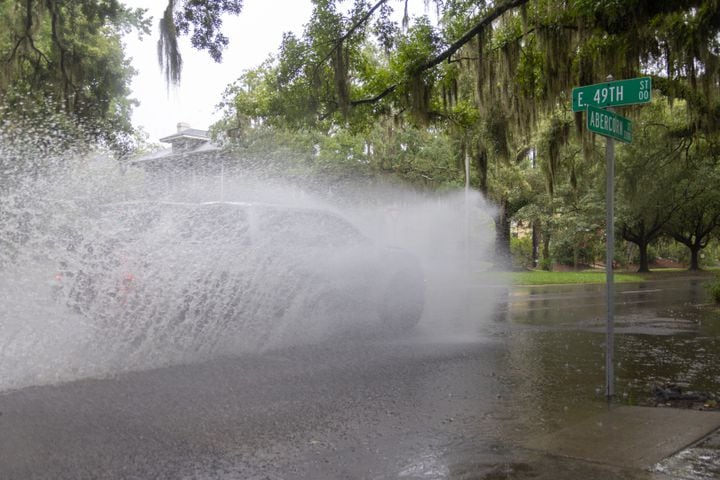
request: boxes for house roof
[132,141,220,164]
[159,128,210,143]
[132,125,219,165]
[133,147,173,163]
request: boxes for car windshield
[94,203,166,241]
[254,206,367,248]
[176,204,251,246]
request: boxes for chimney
[177,122,191,133]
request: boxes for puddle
[655,447,720,480]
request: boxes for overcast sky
[122,0,314,144]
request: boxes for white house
[132,123,225,198]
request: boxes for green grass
[479,267,720,286]
[504,270,645,285]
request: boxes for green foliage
[174,0,243,61]
[516,36,545,98]
[212,0,720,272]
[218,0,720,153]
[158,0,243,83]
[0,0,150,154]
[615,99,693,271]
[447,100,480,128]
[707,275,720,304]
[219,119,466,190]
[704,240,720,267]
[660,131,720,269]
[510,235,533,269]
[381,127,464,187]
[392,17,441,74]
[652,237,689,265]
[551,231,599,268]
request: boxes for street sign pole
[605,76,615,402]
[574,74,649,403]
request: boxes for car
[52,201,425,354]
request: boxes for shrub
[551,236,596,268]
[511,236,534,269]
[707,275,720,304]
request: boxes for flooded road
[1,275,719,479]
[499,276,720,411]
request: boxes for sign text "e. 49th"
[572,77,652,112]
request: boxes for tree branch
[337,0,388,53]
[6,0,51,64]
[49,1,75,107]
[350,84,397,106]
[349,0,529,107]
[314,0,389,78]
[412,0,531,74]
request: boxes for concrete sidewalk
[524,406,720,476]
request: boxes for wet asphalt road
[1,275,718,479]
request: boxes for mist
[0,151,504,392]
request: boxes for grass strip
[504,270,645,285]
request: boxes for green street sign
[572,77,651,112]
[587,104,632,143]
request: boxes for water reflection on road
[481,275,720,451]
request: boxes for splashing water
[0,148,500,391]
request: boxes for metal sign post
[605,106,615,401]
[572,74,651,402]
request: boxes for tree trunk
[532,221,539,268]
[474,147,488,196]
[542,230,551,270]
[637,241,650,273]
[573,236,579,270]
[689,245,701,271]
[494,200,511,269]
